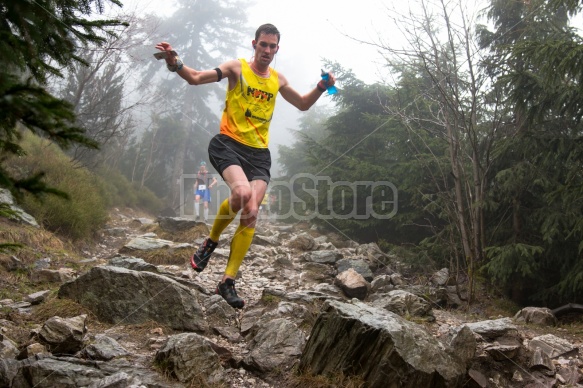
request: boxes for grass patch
[4,133,164,242]
[30,295,94,322]
[0,270,38,301]
[261,293,282,306]
[5,134,109,241]
[0,220,68,256]
[0,218,85,300]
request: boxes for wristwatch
[167,56,184,72]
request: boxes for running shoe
[216,278,245,309]
[190,237,218,272]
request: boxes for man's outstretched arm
[155,42,239,86]
[278,71,336,111]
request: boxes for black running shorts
[208,134,271,183]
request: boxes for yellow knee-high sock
[224,224,255,278]
[209,199,237,242]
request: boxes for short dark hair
[255,23,280,43]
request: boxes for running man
[155,23,335,308]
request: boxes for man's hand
[155,42,177,65]
[317,71,337,94]
[324,72,336,87]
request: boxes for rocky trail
[0,203,582,387]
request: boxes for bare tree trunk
[140,126,159,189]
[169,129,187,209]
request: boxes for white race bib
[198,185,207,191]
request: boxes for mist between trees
[1,0,582,308]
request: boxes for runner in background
[193,162,217,222]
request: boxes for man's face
[253,33,279,66]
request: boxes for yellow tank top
[219,59,279,148]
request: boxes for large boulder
[299,300,467,388]
[58,266,207,332]
[8,356,181,387]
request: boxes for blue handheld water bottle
[321,70,337,95]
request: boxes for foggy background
[113,0,422,176]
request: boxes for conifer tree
[0,0,125,197]
[479,0,583,304]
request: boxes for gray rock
[336,258,373,281]
[370,275,393,293]
[303,250,342,264]
[31,268,76,283]
[300,262,335,283]
[3,301,32,311]
[299,300,467,387]
[484,343,521,361]
[157,216,198,232]
[37,315,87,355]
[430,268,451,286]
[334,268,369,300]
[11,356,105,387]
[468,369,488,388]
[277,301,309,320]
[58,266,207,332]
[9,355,179,388]
[34,257,51,270]
[354,242,387,267]
[0,335,19,359]
[154,333,225,384]
[24,290,51,305]
[528,334,579,359]
[283,290,343,303]
[514,307,557,326]
[390,273,406,286]
[530,346,555,372]
[240,308,266,335]
[103,227,128,237]
[371,289,432,318]
[446,325,477,367]
[203,294,238,328]
[0,188,39,227]
[19,343,48,359]
[133,217,156,225]
[243,318,306,373]
[87,371,142,388]
[311,283,342,296]
[253,234,280,246]
[83,335,129,361]
[465,318,517,340]
[108,256,159,272]
[120,236,192,251]
[288,233,317,251]
[213,326,243,343]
